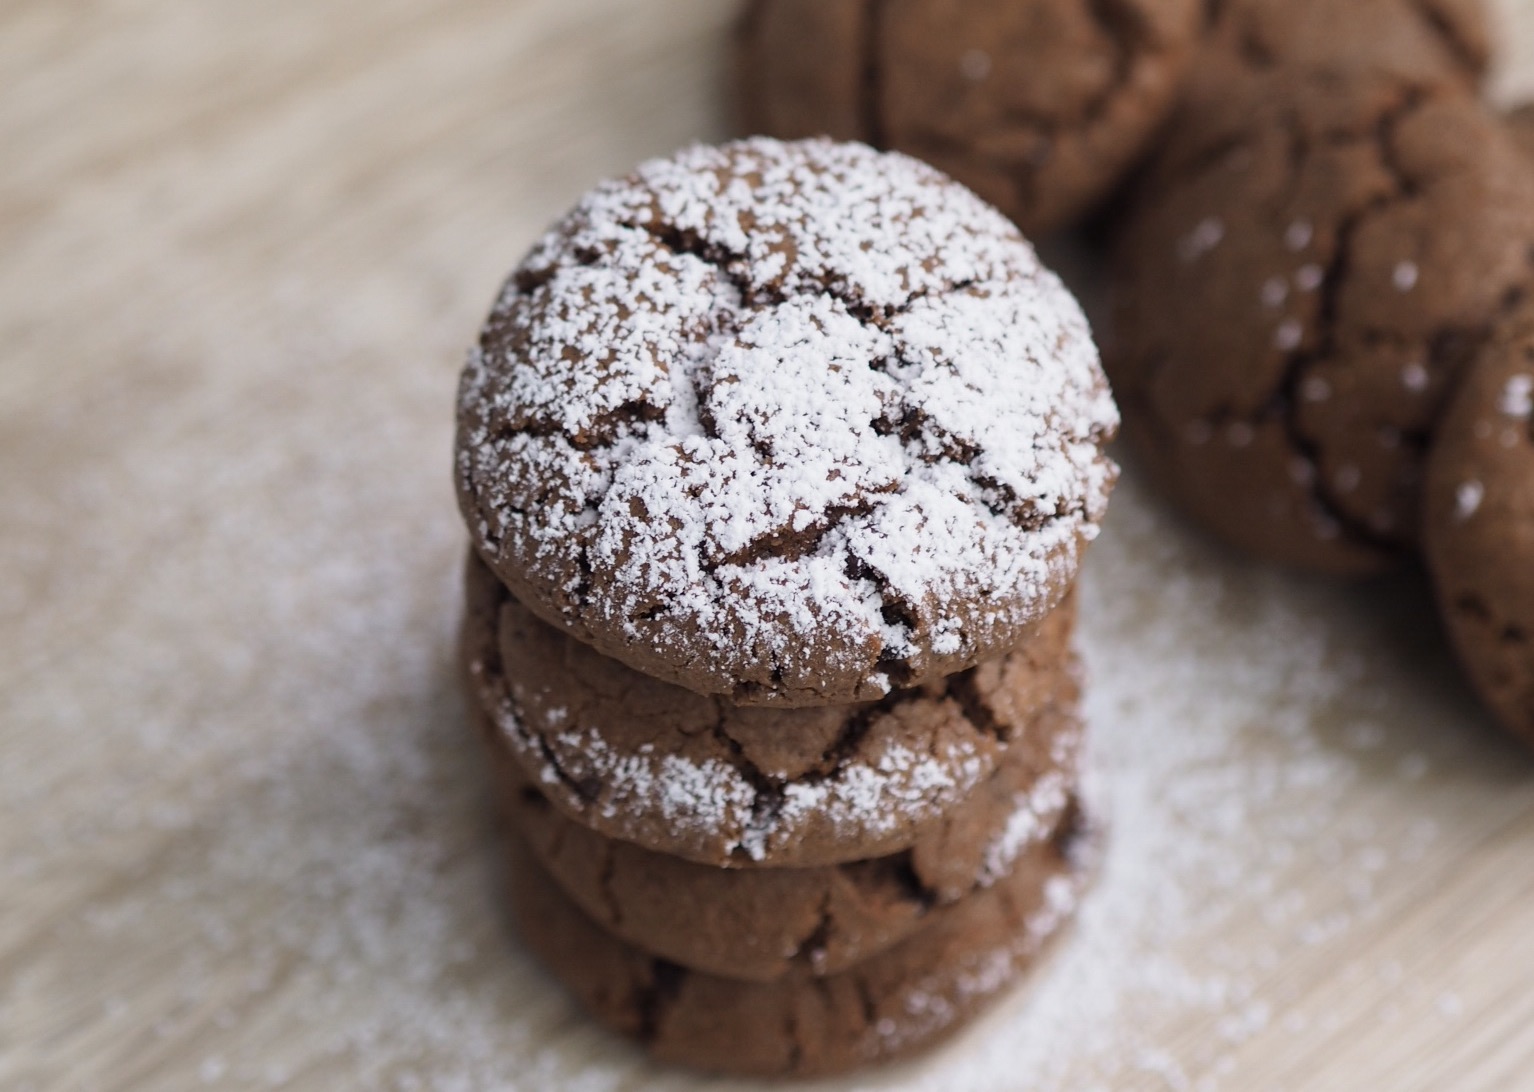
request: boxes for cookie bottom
[507,816,1090,1078]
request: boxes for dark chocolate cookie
[734,0,1204,236]
[506,811,1090,1077]
[456,137,1117,707]
[462,552,1081,868]
[483,695,1083,981]
[1107,0,1530,574]
[1424,309,1534,747]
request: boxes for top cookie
[734,0,1204,237]
[456,138,1118,706]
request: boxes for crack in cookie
[460,551,1080,868]
[457,138,1116,706]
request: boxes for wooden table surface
[7,3,1534,1089]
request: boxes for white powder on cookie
[458,137,1118,698]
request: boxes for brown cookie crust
[506,813,1090,1077]
[1424,309,1534,747]
[462,552,1080,868]
[1107,0,1530,574]
[484,695,1082,982]
[735,0,1204,236]
[455,137,1117,708]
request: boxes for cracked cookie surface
[455,137,1117,707]
[506,809,1089,1077]
[734,0,1204,236]
[1424,307,1534,747]
[461,552,1079,868]
[1107,0,1530,574]
[481,691,1082,981]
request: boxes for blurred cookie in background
[734,0,1203,236]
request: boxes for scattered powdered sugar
[458,137,1118,699]
[10,347,1516,1091]
[461,572,1004,863]
[15,4,1534,1090]
[1499,373,1534,419]
[1454,479,1485,521]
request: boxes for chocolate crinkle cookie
[733,0,1204,236]
[485,698,1084,982]
[456,137,1118,707]
[1424,306,1534,747]
[505,812,1091,1079]
[1107,0,1534,574]
[461,550,1081,868]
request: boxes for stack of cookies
[454,137,1119,1076]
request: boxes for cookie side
[506,812,1091,1077]
[487,696,1084,981]
[735,0,1204,235]
[462,551,1081,868]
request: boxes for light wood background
[6,2,1534,1089]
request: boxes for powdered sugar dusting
[458,137,1117,701]
[1499,373,1534,418]
[468,647,989,863]
[980,770,1075,887]
[980,719,1084,887]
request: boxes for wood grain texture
[4,2,1534,1089]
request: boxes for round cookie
[1107,0,1528,575]
[455,136,1118,707]
[481,695,1083,981]
[506,813,1091,1078]
[734,0,1204,236]
[462,551,1081,868]
[1423,311,1534,747]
